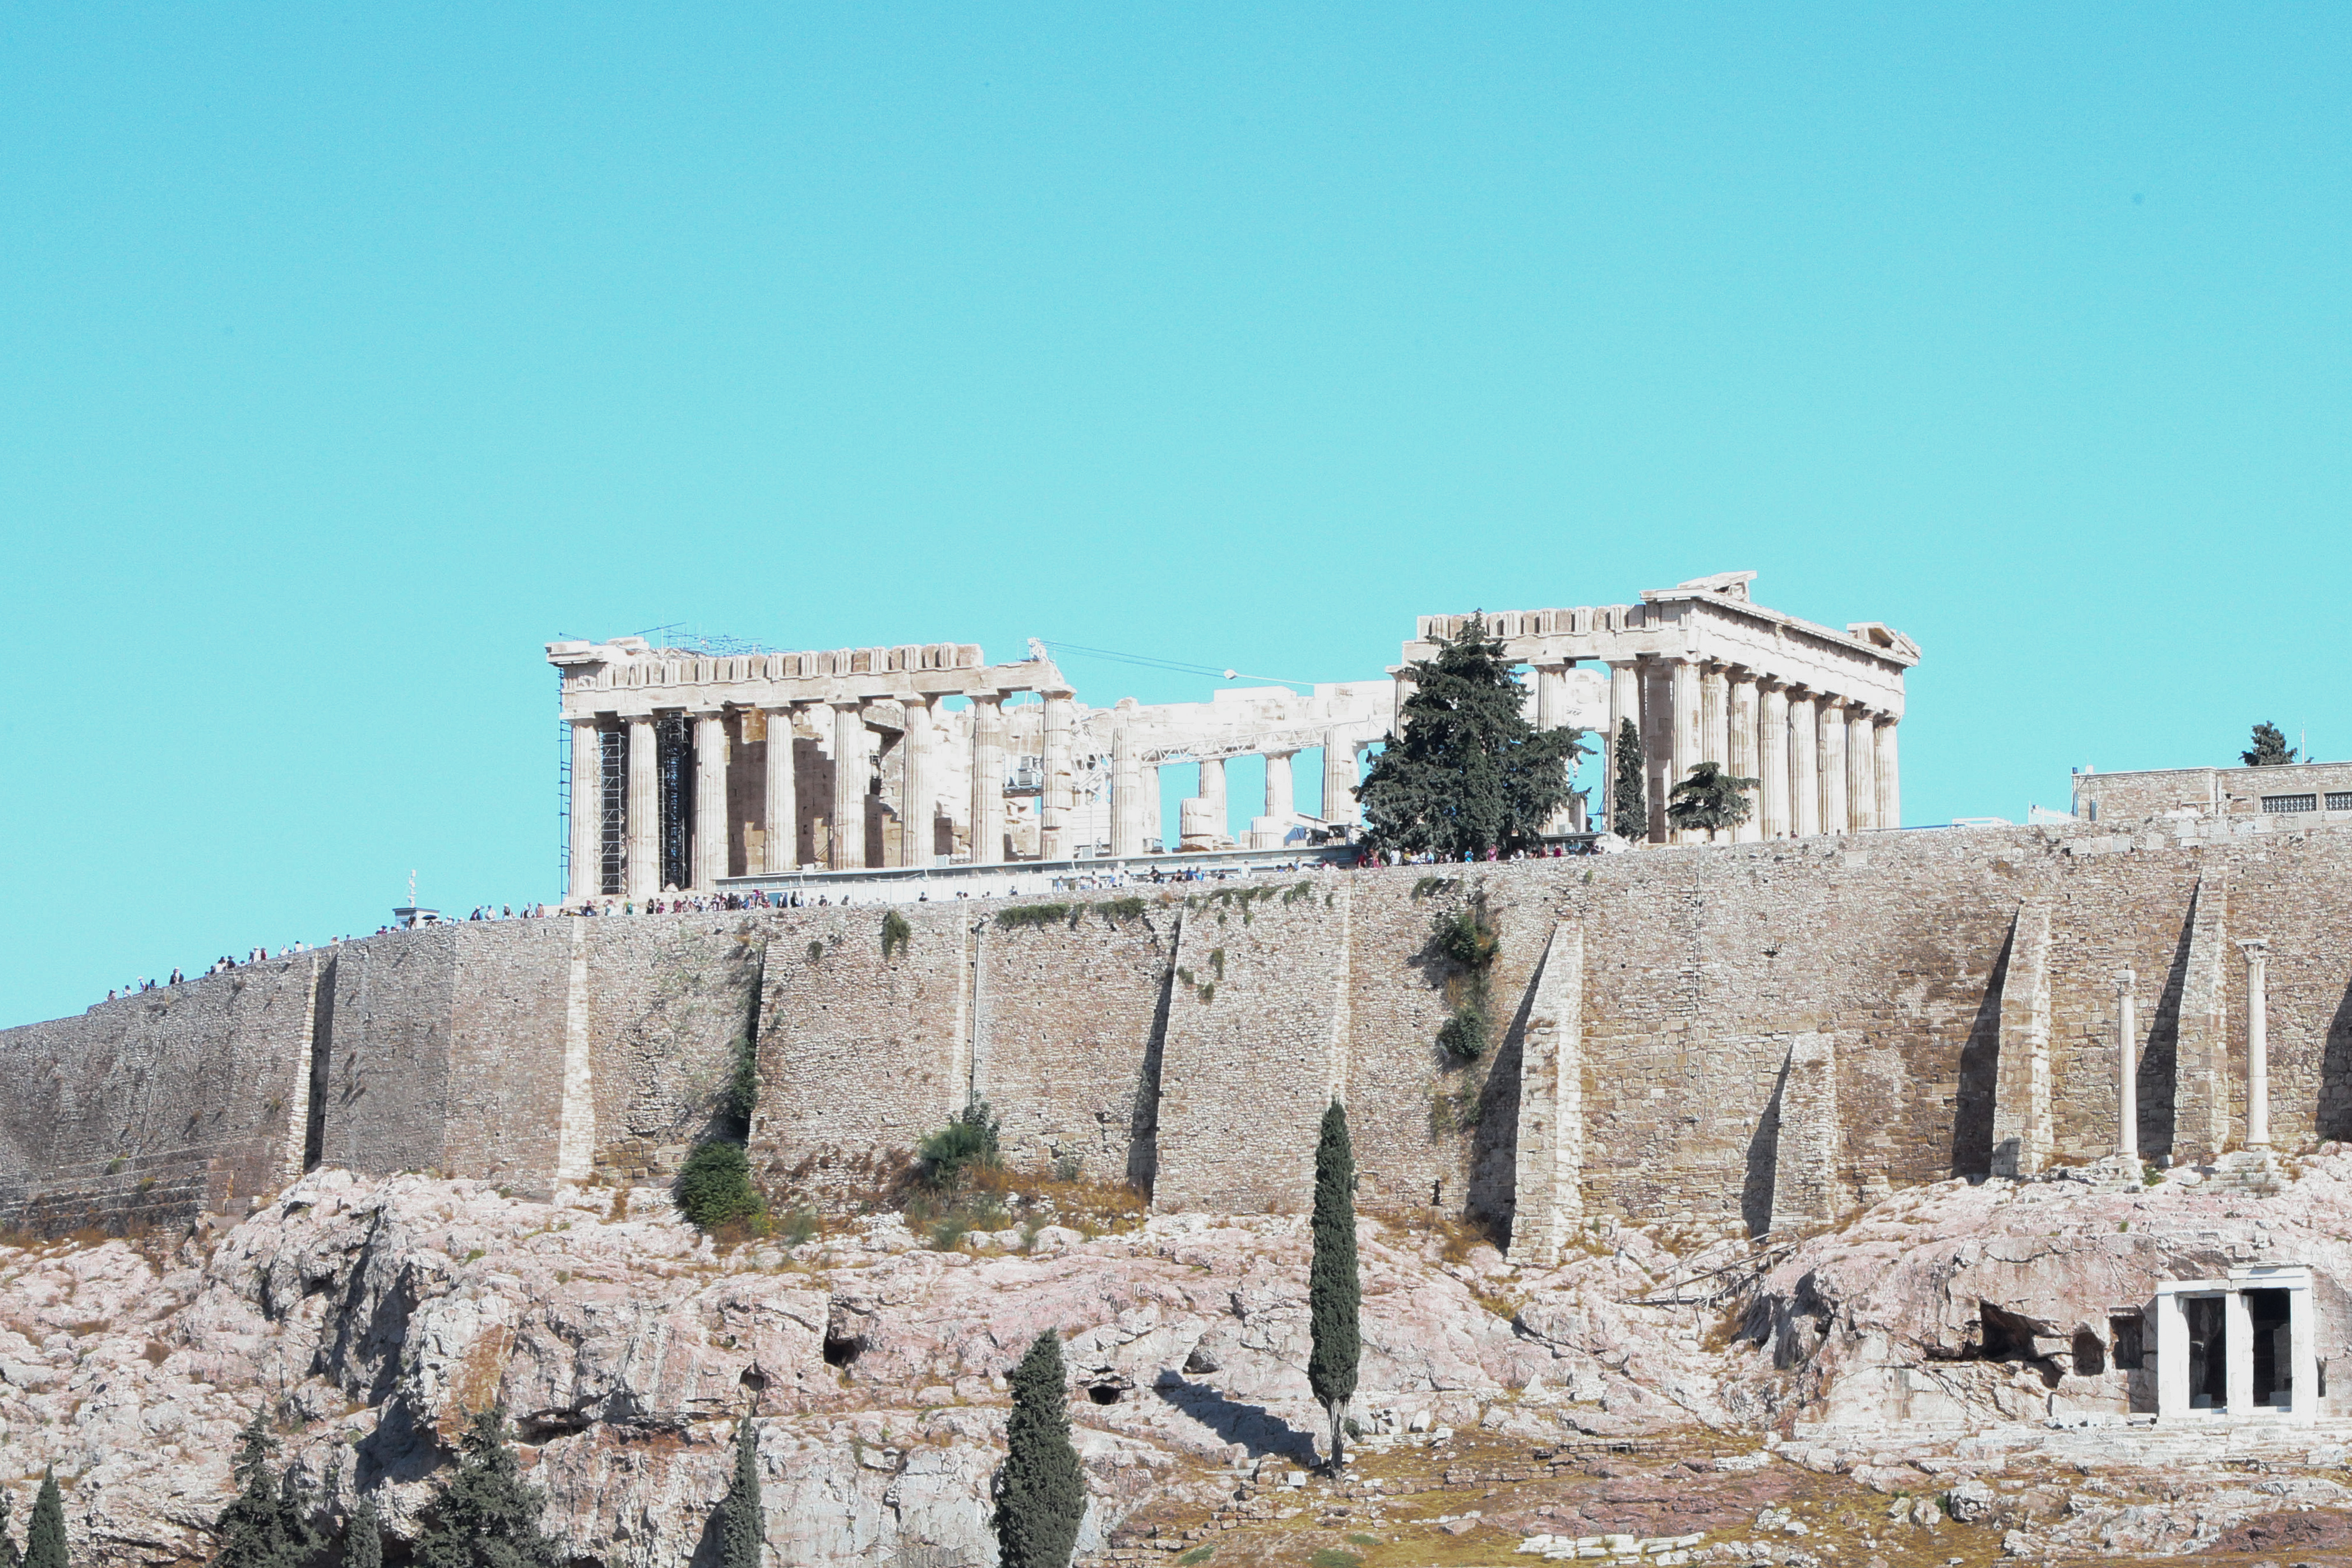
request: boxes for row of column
[1128,728,1368,858]
[1595,656,1900,843]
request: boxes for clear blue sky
[4,7,2346,1026]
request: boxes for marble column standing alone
[1875,719,1901,830]
[1265,748,1296,823]
[761,705,797,873]
[1727,670,1760,842]
[1199,755,1228,843]
[1040,689,1075,859]
[1846,707,1877,833]
[831,702,868,871]
[1818,700,1849,836]
[1788,691,1821,838]
[2117,968,2139,1164]
[970,693,1007,866]
[627,715,659,898]
[1757,682,1790,839]
[901,695,936,869]
[691,709,728,889]
[2241,940,2271,1148]
[1109,724,1140,857]
[568,719,600,903]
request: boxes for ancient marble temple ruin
[546,571,1921,901]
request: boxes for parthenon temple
[546,570,1918,900]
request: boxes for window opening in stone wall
[2109,1314,2144,1370]
[657,715,693,890]
[2185,1294,2228,1409]
[2249,1287,2292,1407]
[2262,793,2317,813]
[599,728,627,896]
[2328,792,2352,812]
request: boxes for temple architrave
[546,570,1918,901]
[1405,569,1920,843]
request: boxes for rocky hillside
[9,1154,2352,1566]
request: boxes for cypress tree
[1307,1101,1361,1471]
[1610,718,1647,841]
[0,1484,21,1568]
[994,1330,1086,1568]
[342,1497,381,1568]
[717,1418,764,1568]
[1358,617,1583,859]
[22,1471,65,1568]
[414,1406,562,1568]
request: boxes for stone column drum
[567,718,601,902]
[692,709,728,889]
[831,702,868,871]
[1756,682,1789,839]
[761,705,797,873]
[627,715,659,898]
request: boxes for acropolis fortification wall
[7,811,2351,1246]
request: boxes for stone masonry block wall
[0,956,321,1233]
[316,927,456,1179]
[581,915,766,1170]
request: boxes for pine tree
[1665,761,1759,840]
[342,1497,381,1568]
[717,1418,764,1568]
[1358,617,1583,859]
[994,1331,1086,1568]
[414,1407,562,1568]
[2244,722,2297,767]
[1308,1101,1361,1471]
[22,1471,65,1568]
[211,1409,315,1568]
[0,1483,21,1568]
[1610,719,1646,841]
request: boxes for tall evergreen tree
[342,1497,381,1568]
[1307,1101,1361,1471]
[211,1409,314,1568]
[0,1483,22,1568]
[716,1418,764,1568]
[1665,761,1758,840]
[22,1471,65,1568]
[1358,617,1583,859]
[994,1331,1085,1568]
[413,1407,562,1568]
[2244,722,2297,767]
[1610,719,1646,841]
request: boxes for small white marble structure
[2154,1264,2317,1423]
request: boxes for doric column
[1040,688,1075,859]
[1265,748,1296,821]
[1668,657,1700,840]
[1756,682,1790,839]
[1727,670,1760,842]
[1874,719,1900,831]
[969,693,1007,865]
[2240,940,2271,1148]
[901,695,935,868]
[1788,691,1821,837]
[1700,664,1729,768]
[761,705,797,873]
[567,719,601,902]
[831,702,868,870]
[1109,723,1141,857]
[2117,968,2139,1164]
[1606,660,1639,755]
[1533,661,1567,730]
[626,715,659,898]
[692,708,728,889]
[1818,699,1849,835]
[1199,755,1227,840]
[1845,707,1877,832]
[1322,727,1359,825]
